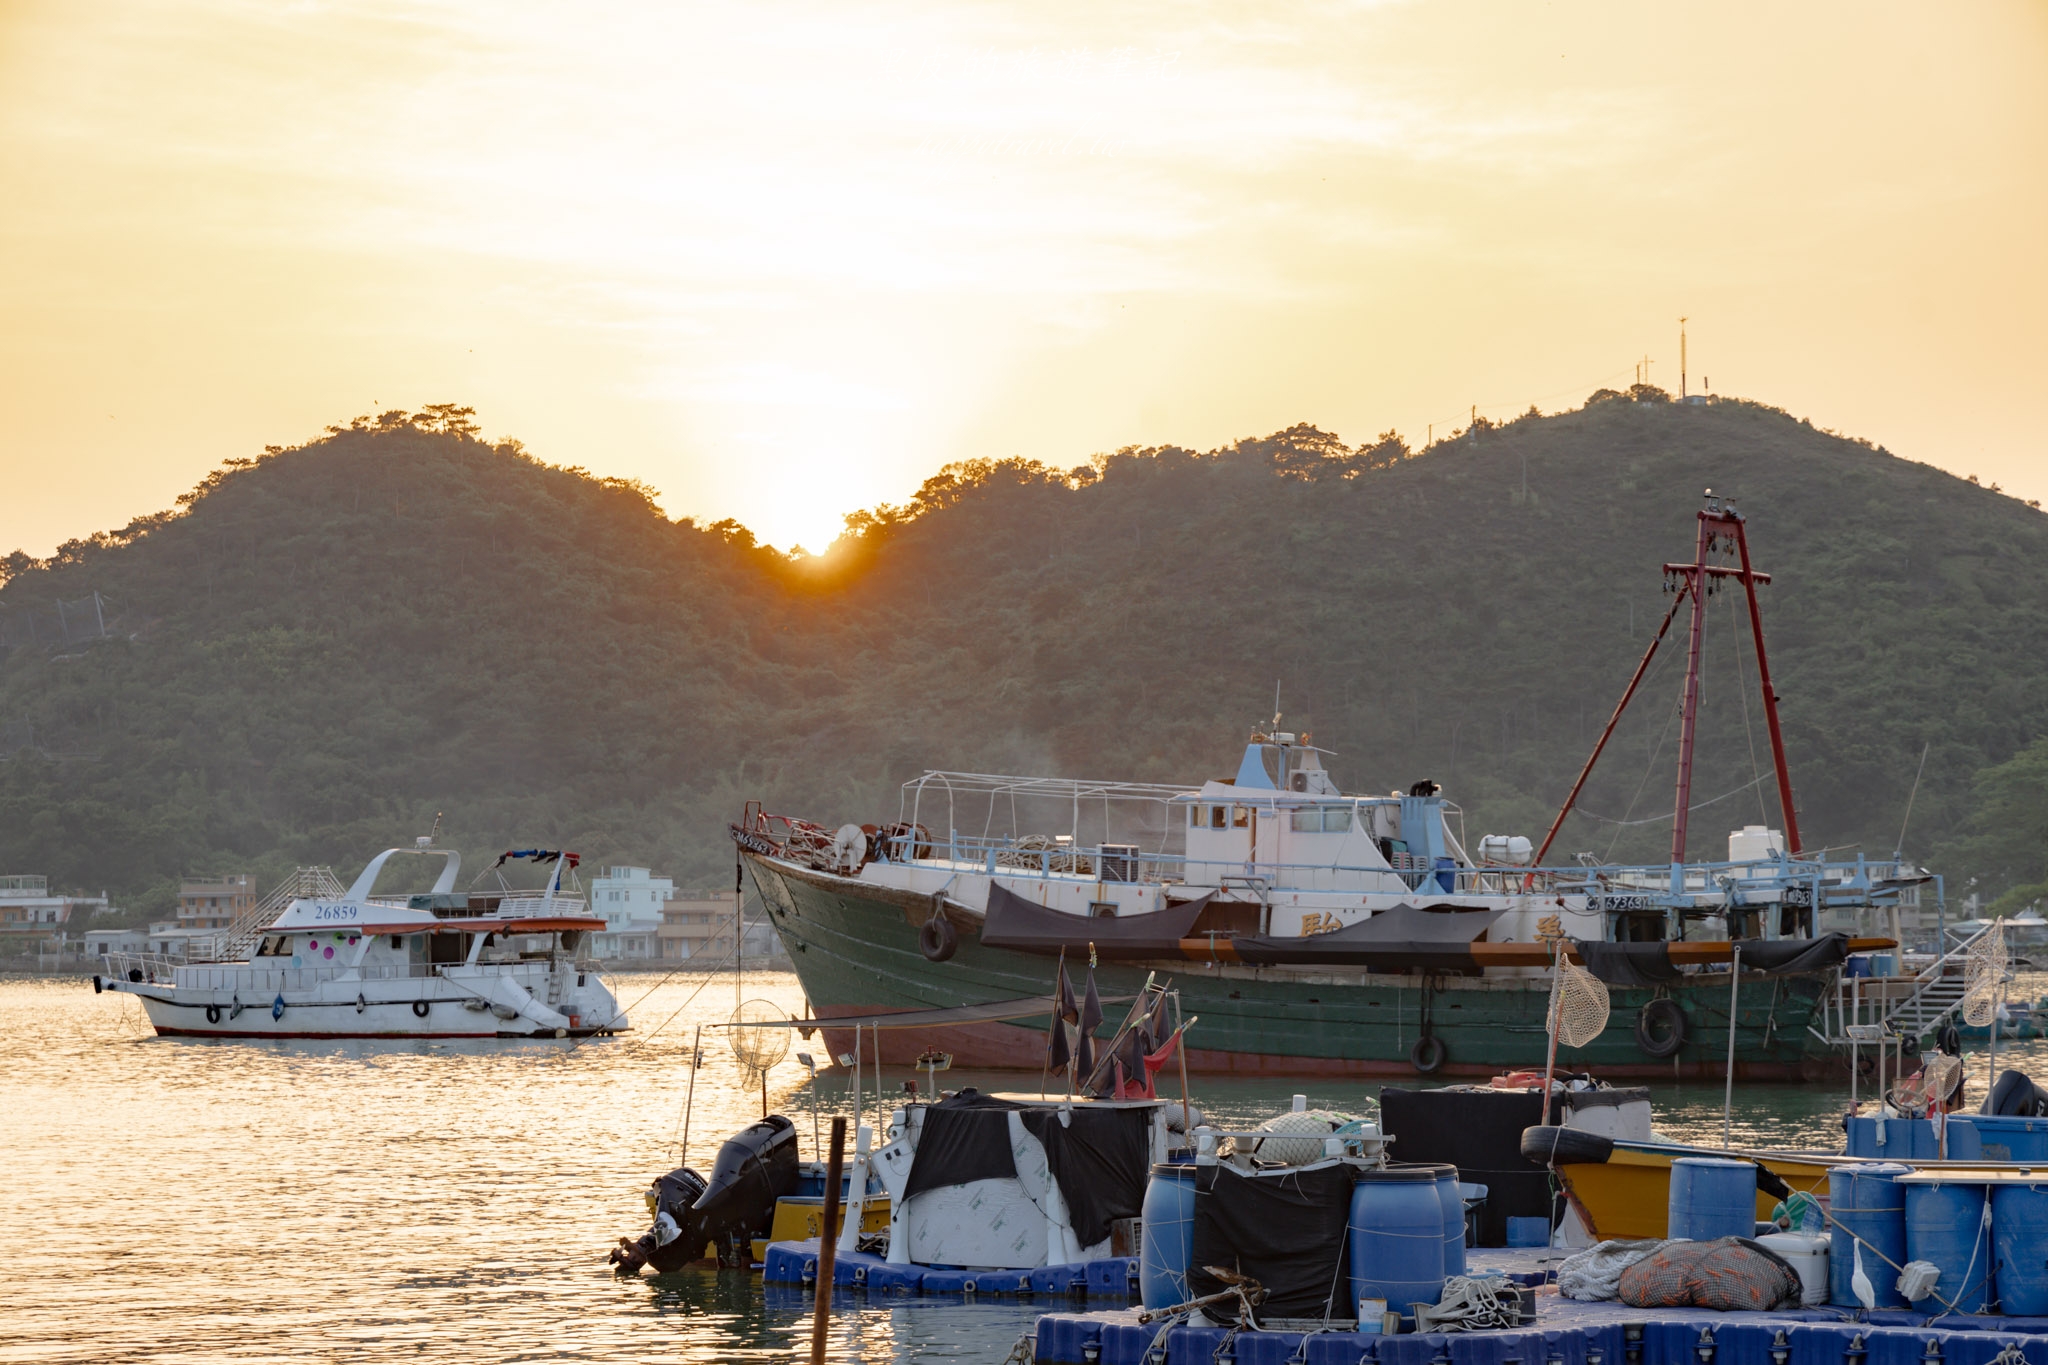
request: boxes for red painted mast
[1668,512,1715,865]
[1730,505,1802,856]
[1537,490,1799,870]
[1661,491,1799,863]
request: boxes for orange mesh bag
[1617,1237,1801,1311]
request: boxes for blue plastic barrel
[1140,1163,1197,1310]
[1429,1167,1467,1277]
[1668,1157,1756,1241]
[1906,1181,1992,1313]
[1349,1168,1445,1318]
[1994,1183,2048,1314]
[1829,1164,1911,1307]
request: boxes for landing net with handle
[727,998,793,1112]
[1550,957,1612,1049]
[1961,919,2008,1028]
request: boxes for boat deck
[1034,1247,2048,1364]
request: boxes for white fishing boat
[94,839,627,1039]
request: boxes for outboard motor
[1984,1069,2048,1117]
[611,1115,801,1274]
[611,1166,710,1274]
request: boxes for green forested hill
[5,394,2047,920]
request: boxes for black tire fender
[1635,997,1688,1058]
[919,913,957,963]
[1520,1125,1614,1166]
[205,1004,223,1025]
[1410,1034,1446,1074]
[412,1000,432,1018]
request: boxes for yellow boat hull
[1548,1138,1840,1241]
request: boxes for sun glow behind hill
[0,1,2044,556]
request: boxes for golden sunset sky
[2,1,2043,556]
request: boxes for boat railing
[496,893,586,919]
[99,955,547,992]
[880,830,1896,907]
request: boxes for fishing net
[1962,920,2008,1029]
[1892,1054,1964,1112]
[1549,958,1612,1049]
[727,998,792,1086]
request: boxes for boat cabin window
[255,936,287,956]
[427,932,467,966]
[389,936,403,950]
[1290,806,1354,833]
[1232,806,1249,829]
[1089,901,1117,918]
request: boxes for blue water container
[1845,1117,1984,1160]
[1430,1167,1467,1277]
[1829,1164,1911,1307]
[1350,1168,1445,1317]
[1668,1157,1756,1241]
[1995,1183,2048,1314]
[1970,1115,2048,1162]
[1140,1163,1198,1310]
[1906,1180,1993,1313]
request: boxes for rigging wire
[1577,772,1772,826]
[1600,649,1687,861]
[1727,581,1771,825]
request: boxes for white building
[0,875,111,947]
[587,866,672,961]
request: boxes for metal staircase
[196,867,345,962]
[1884,922,2001,1040]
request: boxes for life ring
[919,913,957,963]
[1635,998,1688,1058]
[412,1000,432,1018]
[205,1004,223,1024]
[1410,1035,1446,1074]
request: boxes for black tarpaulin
[980,881,1212,958]
[1573,941,1683,987]
[1381,1085,1555,1248]
[1189,1162,1354,1321]
[901,1090,1019,1202]
[1733,933,1851,974]
[1575,934,1853,986]
[1231,903,1502,969]
[1018,1107,1150,1249]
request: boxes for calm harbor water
[7,970,2045,1363]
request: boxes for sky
[1,0,2044,557]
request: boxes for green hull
[744,853,1838,1082]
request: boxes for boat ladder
[200,867,347,963]
[1884,920,2008,1040]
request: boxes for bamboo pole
[1723,945,1741,1148]
[679,1023,703,1165]
[809,1116,847,1365]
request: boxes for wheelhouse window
[1232,807,1250,828]
[1211,806,1227,829]
[1324,806,1353,833]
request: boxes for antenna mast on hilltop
[1679,318,1688,400]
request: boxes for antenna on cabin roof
[1272,681,1282,731]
